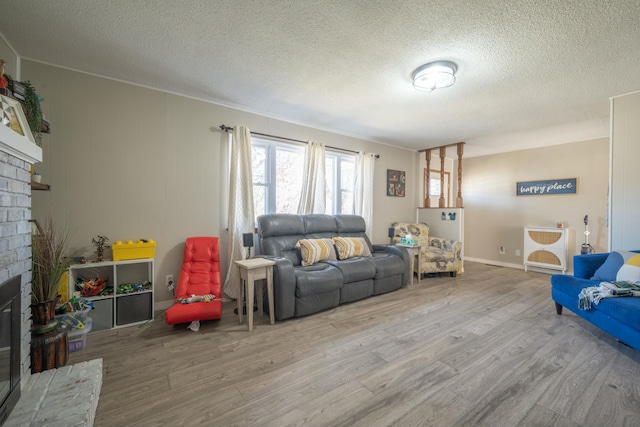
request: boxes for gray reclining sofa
[257,214,410,321]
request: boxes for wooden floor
[69,262,640,427]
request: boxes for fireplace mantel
[0,123,42,164]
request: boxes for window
[252,139,304,219]
[325,151,355,215]
[251,139,356,219]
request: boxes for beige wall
[23,60,418,306]
[462,138,609,271]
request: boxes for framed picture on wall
[0,94,35,144]
[387,169,405,197]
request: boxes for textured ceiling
[1,0,639,157]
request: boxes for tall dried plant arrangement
[31,218,71,303]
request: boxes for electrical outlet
[515,249,521,257]
[166,274,174,291]
[499,246,505,255]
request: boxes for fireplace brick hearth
[4,359,103,426]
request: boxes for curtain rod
[219,125,380,159]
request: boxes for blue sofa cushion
[553,275,640,328]
[591,250,640,281]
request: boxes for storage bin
[60,316,93,352]
[112,239,156,261]
[116,293,152,325]
[55,304,92,329]
[90,299,113,332]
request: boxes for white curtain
[354,152,376,238]
[297,140,327,214]
[223,126,254,300]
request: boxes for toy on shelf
[56,295,94,314]
[76,275,109,296]
[112,239,156,261]
[117,281,152,295]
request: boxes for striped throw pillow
[332,237,372,260]
[296,238,337,266]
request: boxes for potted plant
[1,73,43,145]
[21,80,43,145]
[31,218,72,332]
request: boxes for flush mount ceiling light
[412,60,457,92]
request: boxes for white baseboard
[465,257,524,270]
[465,257,572,275]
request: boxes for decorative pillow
[332,237,372,260]
[591,250,640,282]
[296,238,337,266]
[617,253,640,283]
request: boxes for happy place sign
[516,178,577,196]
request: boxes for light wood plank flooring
[69,262,640,426]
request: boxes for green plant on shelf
[21,80,43,145]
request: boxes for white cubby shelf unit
[68,258,154,332]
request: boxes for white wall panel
[611,91,640,250]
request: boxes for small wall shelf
[30,181,50,191]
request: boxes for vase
[30,298,68,373]
[31,298,58,334]
[30,328,68,374]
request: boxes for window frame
[251,138,356,218]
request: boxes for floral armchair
[391,222,462,277]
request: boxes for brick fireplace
[0,119,42,421]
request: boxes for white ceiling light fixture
[412,60,458,92]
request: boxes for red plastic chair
[165,237,222,325]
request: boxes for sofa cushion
[371,252,405,278]
[294,264,343,297]
[332,236,372,260]
[296,238,337,266]
[391,222,429,243]
[259,214,305,238]
[552,275,640,328]
[327,258,376,283]
[591,250,640,282]
[303,214,338,235]
[617,253,640,282]
[334,215,374,252]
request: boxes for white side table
[235,258,275,331]
[396,244,423,286]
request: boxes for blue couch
[551,251,640,351]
